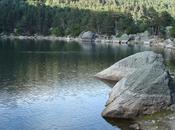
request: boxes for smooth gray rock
[96,51,175,119]
[80,31,96,41]
[95,51,163,86]
[129,123,140,130]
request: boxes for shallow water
[0,39,174,130]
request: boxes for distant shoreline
[1,34,175,52]
[0,35,81,42]
[0,34,133,44]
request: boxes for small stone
[170,104,175,111]
[129,123,140,130]
[168,116,175,120]
[152,120,156,124]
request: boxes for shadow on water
[104,118,136,130]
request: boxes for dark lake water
[0,39,175,130]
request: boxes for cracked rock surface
[96,51,175,119]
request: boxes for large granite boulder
[120,34,130,43]
[79,31,96,42]
[95,51,163,85]
[96,51,175,119]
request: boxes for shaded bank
[0,0,136,36]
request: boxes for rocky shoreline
[1,32,175,52]
[0,34,81,42]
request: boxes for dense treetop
[0,0,175,37]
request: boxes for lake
[0,39,175,130]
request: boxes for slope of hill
[0,0,175,37]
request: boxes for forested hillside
[0,0,175,37]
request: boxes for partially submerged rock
[95,51,175,119]
[119,34,130,44]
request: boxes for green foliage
[0,0,175,36]
[170,26,175,38]
[51,27,64,36]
